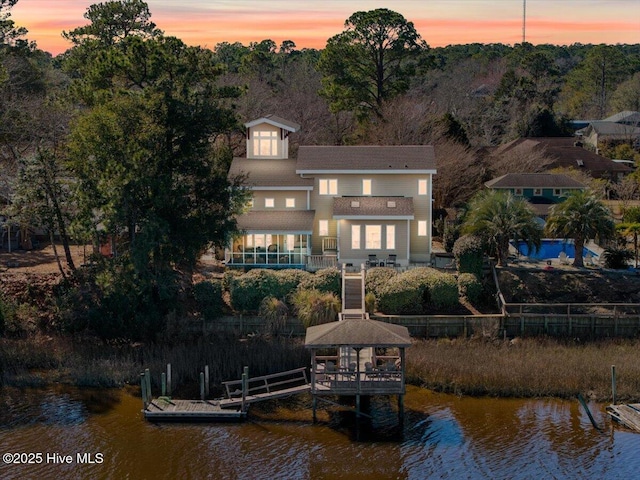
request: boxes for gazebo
[304,318,412,422]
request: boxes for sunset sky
[11,0,640,56]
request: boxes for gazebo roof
[304,319,412,349]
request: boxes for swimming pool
[513,239,597,260]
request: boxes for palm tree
[462,190,542,266]
[545,190,615,267]
[616,223,640,268]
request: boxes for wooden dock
[144,398,246,422]
[606,403,640,432]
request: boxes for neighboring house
[491,137,633,180]
[227,116,437,269]
[576,111,640,154]
[485,172,586,217]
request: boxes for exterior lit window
[362,179,372,195]
[286,235,295,250]
[254,234,266,248]
[246,235,253,247]
[319,179,338,195]
[365,225,382,249]
[418,221,427,237]
[418,179,428,195]
[386,225,395,249]
[351,225,361,249]
[319,220,329,236]
[286,198,295,208]
[252,130,278,157]
[265,198,275,208]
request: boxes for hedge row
[229,267,341,312]
[376,267,459,314]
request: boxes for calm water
[1,385,639,479]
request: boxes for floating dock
[144,398,245,422]
[606,403,640,432]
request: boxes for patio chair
[386,254,397,267]
[585,253,595,266]
[366,254,379,267]
[558,252,570,265]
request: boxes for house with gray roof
[576,111,640,154]
[226,116,437,269]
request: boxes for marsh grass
[407,337,640,402]
[0,334,309,397]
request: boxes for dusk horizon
[11,0,640,56]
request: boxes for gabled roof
[333,197,414,219]
[236,210,315,234]
[228,158,313,189]
[485,173,586,189]
[581,121,640,136]
[244,115,300,132]
[296,146,436,173]
[305,318,411,348]
[603,111,640,125]
[489,137,633,178]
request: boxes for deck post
[161,372,166,397]
[167,364,172,396]
[241,367,249,412]
[140,373,148,409]
[312,396,317,423]
[145,368,152,401]
[200,372,205,401]
[205,365,210,396]
[612,365,617,405]
[398,394,404,425]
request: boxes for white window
[533,188,542,196]
[286,234,295,251]
[554,188,562,196]
[252,130,278,157]
[362,179,372,196]
[418,179,428,195]
[365,225,382,249]
[319,220,329,236]
[285,197,295,208]
[319,179,338,195]
[351,225,361,250]
[265,198,275,208]
[386,225,395,250]
[514,188,523,195]
[418,221,427,237]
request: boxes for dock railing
[222,367,309,400]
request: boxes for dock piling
[205,365,210,396]
[161,372,167,397]
[612,365,617,405]
[200,372,205,401]
[167,364,172,396]
[241,366,249,412]
[145,368,152,400]
[140,372,148,409]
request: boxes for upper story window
[319,179,338,195]
[252,130,278,157]
[418,179,428,195]
[362,179,372,196]
[265,198,275,208]
[286,198,295,208]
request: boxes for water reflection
[0,385,639,479]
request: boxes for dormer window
[252,130,278,157]
[387,201,396,208]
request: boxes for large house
[227,115,437,269]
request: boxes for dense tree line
[1,0,639,339]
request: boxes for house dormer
[245,115,300,159]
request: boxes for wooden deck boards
[607,403,640,432]
[144,398,245,422]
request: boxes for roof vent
[387,201,396,208]
[576,159,584,167]
[351,201,360,208]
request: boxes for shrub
[222,269,243,291]
[603,247,633,269]
[458,273,482,304]
[291,289,340,328]
[365,267,398,297]
[259,296,289,336]
[273,269,312,300]
[298,267,341,296]
[377,267,459,314]
[365,292,376,314]
[193,280,223,321]
[453,234,484,277]
[229,269,279,312]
